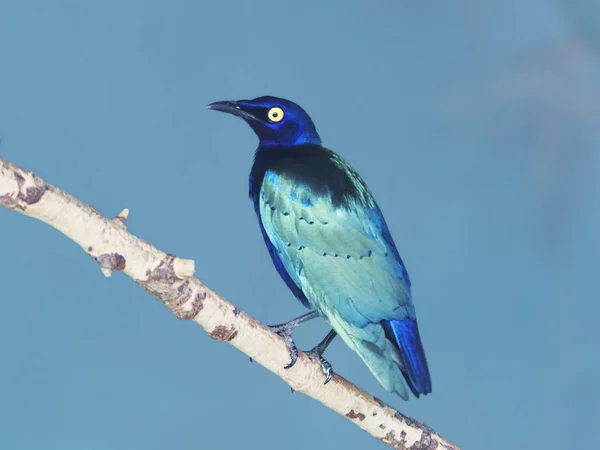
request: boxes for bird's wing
[258,169,415,327]
[259,166,433,398]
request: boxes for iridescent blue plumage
[208,96,432,399]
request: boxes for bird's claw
[305,349,334,384]
[269,323,299,369]
[283,345,299,369]
[268,312,332,374]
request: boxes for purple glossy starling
[208,96,432,399]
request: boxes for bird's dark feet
[268,311,319,369]
[269,322,300,369]
[269,322,334,382]
[305,348,333,384]
[305,329,337,384]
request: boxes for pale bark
[0,156,459,450]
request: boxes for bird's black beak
[207,100,259,123]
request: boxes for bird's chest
[257,170,334,258]
[256,173,325,296]
[257,172,371,309]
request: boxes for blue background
[1,1,599,449]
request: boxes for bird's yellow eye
[267,107,284,123]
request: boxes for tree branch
[0,156,459,450]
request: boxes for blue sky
[1,1,599,449]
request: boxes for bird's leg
[305,330,337,384]
[268,311,319,369]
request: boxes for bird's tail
[383,318,432,397]
[328,316,411,399]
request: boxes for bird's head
[207,96,321,147]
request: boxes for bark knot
[173,291,206,320]
[209,325,238,342]
[345,409,366,421]
[97,252,126,272]
[0,171,49,209]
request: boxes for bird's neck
[249,143,325,203]
[253,143,326,167]
[258,135,321,148]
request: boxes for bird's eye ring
[267,107,284,123]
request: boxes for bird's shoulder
[249,144,374,209]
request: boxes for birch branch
[0,156,459,450]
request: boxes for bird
[208,96,432,399]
